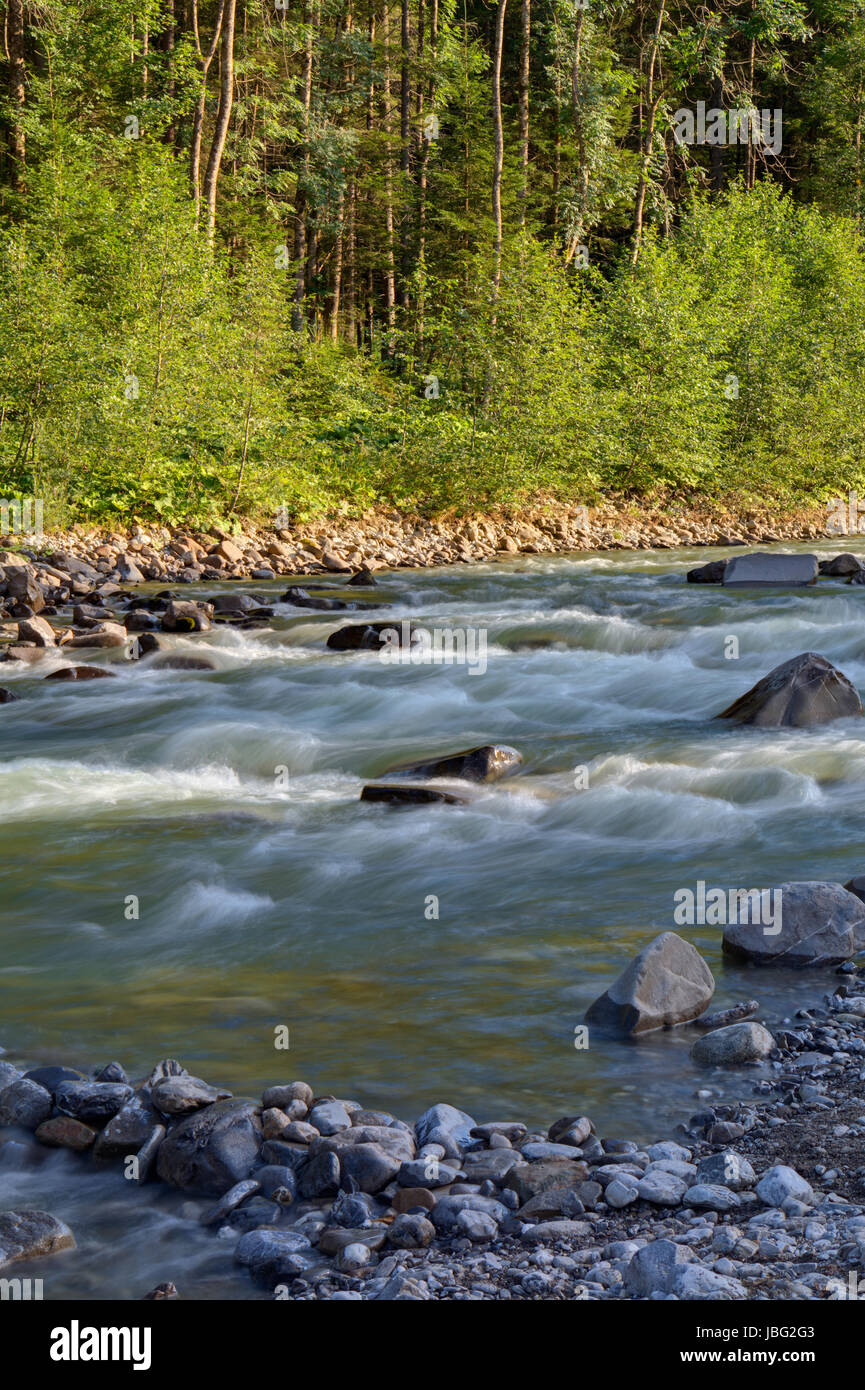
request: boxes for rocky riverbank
[4,962,865,1301]
[0,498,833,586]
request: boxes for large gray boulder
[584,931,714,1036]
[382,745,522,783]
[715,652,862,727]
[723,881,865,966]
[690,1021,775,1065]
[723,552,818,586]
[156,1099,262,1195]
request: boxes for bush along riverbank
[0,498,834,586]
[5,937,865,1302]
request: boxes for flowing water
[2,538,865,1297]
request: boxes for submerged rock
[327,621,417,652]
[381,744,522,783]
[584,931,715,1036]
[715,652,862,727]
[690,1021,776,1065]
[722,880,865,966]
[44,665,116,680]
[360,784,470,806]
[686,559,727,584]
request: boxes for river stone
[333,1142,400,1193]
[0,1062,22,1090]
[0,1079,53,1129]
[722,881,865,966]
[93,1098,159,1158]
[201,1178,261,1226]
[460,1149,521,1184]
[161,599,212,632]
[456,1209,499,1242]
[625,1238,692,1295]
[150,1075,231,1115]
[382,744,522,783]
[723,552,818,586]
[696,1151,757,1190]
[44,664,116,680]
[397,1158,460,1188]
[585,931,714,1036]
[261,1082,314,1110]
[307,1099,352,1135]
[23,1065,88,1094]
[314,1125,414,1162]
[690,1021,776,1065]
[755,1164,815,1207]
[54,1081,133,1123]
[251,1165,298,1201]
[637,1170,688,1205]
[0,1210,76,1268]
[606,1175,640,1208]
[234,1228,313,1286]
[317,1226,388,1256]
[430,1195,508,1234]
[326,622,418,652]
[674,1265,747,1299]
[360,784,469,806]
[393,1186,437,1215]
[520,1219,592,1243]
[415,1102,476,1155]
[715,652,862,727]
[135,1124,166,1183]
[519,1141,585,1161]
[34,1117,97,1151]
[548,1115,593,1145]
[297,1149,341,1198]
[519,1187,584,1219]
[387,1213,435,1248]
[471,1121,528,1143]
[156,1099,263,1196]
[647,1141,692,1162]
[683,1183,741,1212]
[337,1242,373,1272]
[505,1159,588,1205]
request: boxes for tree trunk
[518,0,530,229]
[491,0,507,309]
[202,0,237,244]
[399,0,412,311]
[631,0,667,266]
[292,0,314,331]
[190,0,226,220]
[382,1,397,355]
[6,0,26,189]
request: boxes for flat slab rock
[585,931,714,1036]
[715,651,862,727]
[0,1210,75,1268]
[723,551,818,586]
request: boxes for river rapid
[2,538,864,1297]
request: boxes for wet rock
[715,652,862,727]
[261,1082,314,1110]
[337,1242,373,1272]
[282,587,347,611]
[161,600,213,633]
[818,553,864,577]
[694,1000,760,1030]
[723,552,818,586]
[149,654,216,671]
[326,621,417,652]
[683,1183,740,1212]
[360,784,470,806]
[722,881,865,966]
[415,1102,476,1155]
[318,1226,387,1256]
[0,1210,75,1268]
[115,555,145,584]
[387,1213,435,1248]
[2,565,46,612]
[93,1098,160,1158]
[348,568,377,587]
[44,665,116,680]
[686,559,727,584]
[234,1228,313,1286]
[17,615,56,646]
[381,744,522,783]
[0,687,19,703]
[135,1125,166,1183]
[201,1178,261,1225]
[142,1282,179,1300]
[54,1081,133,1123]
[690,1022,776,1065]
[156,1099,263,1196]
[585,931,714,1036]
[0,1078,53,1129]
[23,1065,88,1094]
[34,1117,97,1151]
[297,1149,341,1198]
[211,594,257,614]
[332,1142,400,1193]
[150,1075,231,1115]
[307,1099,352,1135]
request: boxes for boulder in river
[44,665,116,680]
[584,931,715,1036]
[690,1022,776,1065]
[161,599,213,633]
[327,621,417,652]
[722,880,865,966]
[686,559,727,584]
[715,652,862,727]
[0,687,19,702]
[723,552,818,585]
[819,553,865,577]
[360,784,470,806]
[156,1098,262,1195]
[381,744,522,783]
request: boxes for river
[1,538,863,1296]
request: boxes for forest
[1,0,865,525]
